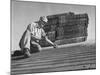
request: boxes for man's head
[39,16,48,28]
[40,16,48,22]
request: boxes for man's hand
[44,36,58,48]
[53,43,58,48]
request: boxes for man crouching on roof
[19,16,58,58]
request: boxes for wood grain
[11,44,96,75]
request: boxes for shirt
[27,22,46,40]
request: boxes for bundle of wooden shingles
[39,12,89,46]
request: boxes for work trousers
[19,30,41,53]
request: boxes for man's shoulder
[28,22,38,27]
[31,22,37,26]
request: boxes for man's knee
[37,45,42,51]
[30,42,41,53]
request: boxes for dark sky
[11,0,95,51]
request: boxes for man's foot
[24,48,31,58]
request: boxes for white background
[0,0,99,75]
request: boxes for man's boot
[23,48,31,58]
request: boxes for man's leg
[19,30,31,58]
[30,41,42,53]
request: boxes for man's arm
[45,36,54,46]
[45,36,58,48]
[41,29,58,48]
